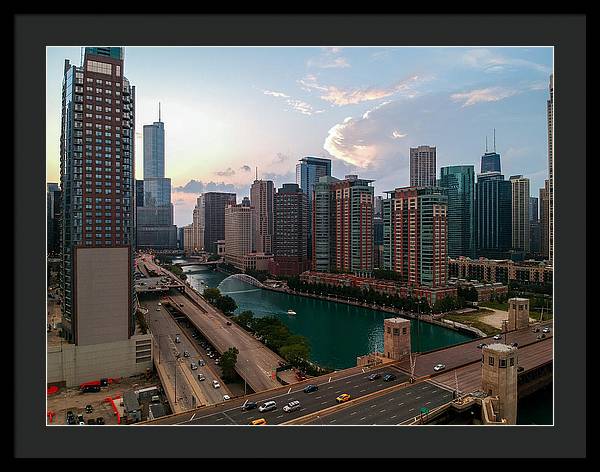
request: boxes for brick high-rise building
[59,47,136,345]
[382,186,448,288]
[271,183,309,276]
[312,175,374,274]
[410,145,436,187]
[250,179,274,255]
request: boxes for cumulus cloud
[392,130,408,139]
[263,90,290,98]
[307,47,350,69]
[262,88,324,115]
[174,179,239,194]
[299,74,424,106]
[450,87,519,107]
[240,165,252,172]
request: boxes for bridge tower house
[481,343,518,424]
[507,297,530,331]
[383,317,411,360]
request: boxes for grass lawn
[479,300,553,320]
[443,310,502,336]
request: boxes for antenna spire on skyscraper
[493,128,496,152]
[158,102,161,122]
[485,135,488,153]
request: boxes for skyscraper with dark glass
[440,165,475,259]
[60,47,136,345]
[480,152,501,173]
[475,172,512,259]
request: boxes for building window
[488,356,494,366]
[499,359,506,368]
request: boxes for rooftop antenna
[493,128,496,152]
[256,167,258,181]
[158,102,161,122]
[80,47,83,67]
[485,135,488,153]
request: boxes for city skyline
[46,46,553,227]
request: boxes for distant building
[476,172,512,259]
[250,179,274,255]
[510,175,530,253]
[203,192,237,254]
[382,186,448,288]
[448,256,553,286]
[480,152,501,173]
[547,74,554,264]
[539,182,550,259]
[47,183,61,255]
[439,165,476,258]
[410,145,437,187]
[135,180,144,208]
[529,196,541,256]
[271,183,309,276]
[224,204,271,271]
[296,156,332,258]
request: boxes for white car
[542,327,550,333]
[433,364,446,372]
[283,400,301,413]
[493,334,502,340]
[223,395,231,401]
[190,363,198,370]
[156,308,161,311]
[212,380,220,389]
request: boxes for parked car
[190,363,198,371]
[198,360,206,367]
[95,417,105,425]
[493,334,502,340]
[517,366,525,372]
[156,307,161,311]
[85,404,93,414]
[197,374,205,381]
[214,359,220,365]
[212,380,220,389]
[336,393,351,404]
[383,373,396,382]
[511,342,519,347]
[259,401,277,412]
[183,351,190,358]
[226,321,232,326]
[433,364,446,372]
[367,373,381,381]
[532,327,540,333]
[175,335,181,343]
[242,401,257,411]
[223,395,231,401]
[251,418,267,425]
[537,334,546,339]
[542,327,550,333]
[179,303,184,307]
[477,343,487,349]
[66,411,76,425]
[303,384,318,393]
[283,400,301,412]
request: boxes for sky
[46,46,553,227]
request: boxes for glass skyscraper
[476,172,512,259]
[440,165,476,259]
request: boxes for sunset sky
[46,46,553,227]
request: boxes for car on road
[283,400,301,412]
[223,395,231,401]
[183,351,190,357]
[212,380,221,389]
[511,342,519,347]
[336,393,351,404]
[433,364,446,372]
[214,359,220,365]
[175,335,181,343]
[517,366,525,372]
[537,334,546,339]
[303,384,318,393]
[367,373,381,381]
[477,343,487,349]
[190,363,198,370]
[96,417,105,425]
[251,418,267,425]
[179,303,184,307]
[226,321,232,326]
[156,307,161,311]
[493,334,502,340]
[242,401,258,411]
[197,374,205,381]
[542,327,550,333]
[383,373,396,382]
[259,401,277,412]
[198,360,206,367]
[85,404,93,414]
[532,327,540,333]
[157,302,162,306]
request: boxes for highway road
[146,364,409,425]
[141,294,232,407]
[401,320,554,377]
[303,380,454,425]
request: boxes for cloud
[462,48,551,74]
[262,88,324,116]
[307,47,350,69]
[392,130,408,139]
[215,167,236,177]
[450,87,519,107]
[174,179,239,194]
[240,165,251,172]
[299,74,424,106]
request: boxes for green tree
[220,347,239,382]
[215,295,237,314]
[203,287,222,304]
[280,342,310,365]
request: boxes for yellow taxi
[336,393,351,404]
[251,418,267,425]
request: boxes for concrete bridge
[174,260,223,267]
[217,273,266,290]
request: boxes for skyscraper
[313,175,374,274]
[203,192,237,254]
[47,183,61,255]
[475,172,512,259]
[271,183,309,276]
[136,106,177,249]
[529,196,541,256]
[539,182,550,259]
[510,175,530,253]
[410,145,437,187]
[250,179,274,255]
[382,186,448,288]
[547,74,554,264]
[224,204,256,269]
[60,47,136,345]
[296,156,332,258]
[439,165,476,258]
[480,131,501,173]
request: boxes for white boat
[287,309,297,315]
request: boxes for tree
[280,342,310,365]
[220,347,239,382]
[203,287,221,304]
[215,295,237,314]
